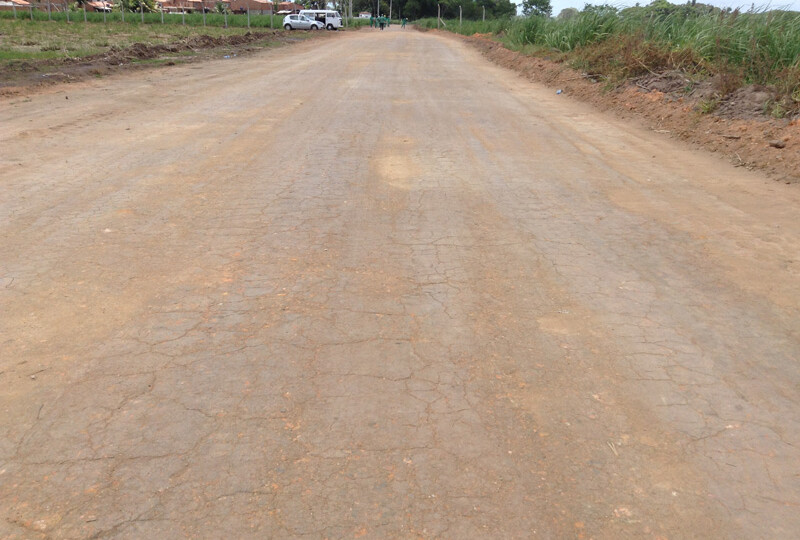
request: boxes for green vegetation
[1,10,288,28]
[346,0,516,21]
[0,18,277,65]
[0,13,368,67]
[418,2,800,115]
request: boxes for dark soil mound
[716,85,776,119]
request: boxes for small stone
[769,140,786,149]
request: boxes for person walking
[379,16,385,30]
[401,17,407,28]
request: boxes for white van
[298,10,343,30]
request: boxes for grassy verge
[0,10,286,28]
[0,19,265,64]
[418,4,800,116]
[0,10,371,29]
[0,14,369,65]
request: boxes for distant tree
[118,0,156,11]
[493,0,516,17]
[521,0,551,17]
[582,3,617,14]
[557,7,578,19]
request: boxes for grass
[0,14,368,67]
[417,6,800,114]
[0,19,260,64]
[1,10,287,28]
[0,9,371,29]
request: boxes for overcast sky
[540,0,800,16]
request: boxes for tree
[521,0,550,17]
[557,7,578,19]
[117,0,156,11]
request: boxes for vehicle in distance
[282,14,323,30]
[298,9,343,30]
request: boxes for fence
[0,8,370,29]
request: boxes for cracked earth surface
[2,28,800,539]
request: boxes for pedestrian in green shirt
[401,17,407,28]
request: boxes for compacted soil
[1,28,799,538]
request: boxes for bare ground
[2,28,800,538]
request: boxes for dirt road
[2,27,799,538]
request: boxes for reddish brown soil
[463,35,800,184]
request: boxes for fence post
[29,4,33,19]
[202,1,206,26]
[65,3,70,21]
[437,3,440,29]
[161,7,164,23]
[224,9,227,27]
[246,5,250,28]
[141,2,144,22]
[181,9,185,24]
[83,4,87,22]
[459,5,461,28]
[47,0,51,21]
[121,5,125,22]
[12,1,16,18]
[482,6,484,21]
[103,5,106,22]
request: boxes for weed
[698,96,720,113]
[767,99,789,118]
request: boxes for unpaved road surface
[2,28,800,539]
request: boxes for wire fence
[0,7,371,29]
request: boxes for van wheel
[284,24,291,30]
[326,24,334,30]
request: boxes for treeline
[344,0,516,20]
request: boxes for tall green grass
[418,7,800,94]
